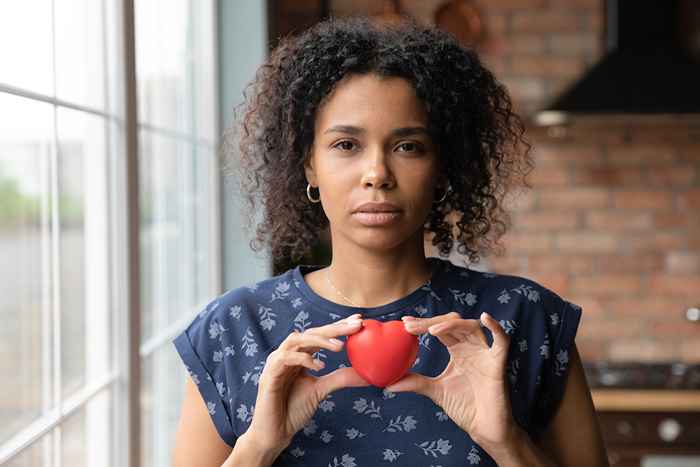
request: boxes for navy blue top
[173,256,582,466]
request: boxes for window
[135,1,219,466]
[0,1,220,466]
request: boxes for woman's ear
[303,146,317,185]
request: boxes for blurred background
[0,1,698,466]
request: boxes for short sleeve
[173,303,238,447]
[528,295,583,441]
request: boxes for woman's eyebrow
[323,125,429,137]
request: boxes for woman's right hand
[243,313,369,453]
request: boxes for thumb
[315,366,370,398]
[384,371,435,398]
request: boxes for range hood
[535,0,700,126]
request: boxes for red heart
[346,319,419,388]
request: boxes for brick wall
[495,121,700,363]
[330,0,700,363]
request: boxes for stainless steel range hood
[535,0,700,126]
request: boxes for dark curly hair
[223,15,533,269]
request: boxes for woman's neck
[306,234,434,308]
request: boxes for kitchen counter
[592,389,700,412]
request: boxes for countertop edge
[591,389,700,412]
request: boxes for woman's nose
[361,153,395,189]
[361,167,395,189]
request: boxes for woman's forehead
[315,73,428,134]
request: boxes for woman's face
[304,72,445,250]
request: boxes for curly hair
[223,15,533,268]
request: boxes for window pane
[192,0,217,143]
[0,93,53,445]
[105,0,125,118]
[3,438,47,467]
[135,0,192,134]
[194,144,215,304]
[140,132,200,340]
[0,0,53,96]
[141,345,187,467]
[61,389,112,467]
[56,108,112,401]
[54,0,106,110]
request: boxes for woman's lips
[352,211,402,226]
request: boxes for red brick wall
[495,122,700,363]
[330,0,700,363]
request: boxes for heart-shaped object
[346,319,419,388]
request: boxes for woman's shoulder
[440,259,580,315]
[179,267,302,345]
[201,267,297,314]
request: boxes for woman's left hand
[385,311,520,450]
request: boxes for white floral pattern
[294,310,312,332]
[353,398,383,419]
[467,445,482,465]
[319,394,336,412]
[448,288,477,306]
[241,360,265,386]
[229,304,242,320]
[346,427,366,439]
[383,415,418,432]
[257,304,277,331]
[554,349,569,376]
[416,438,452,457]
[383,448,404,462]
[241,327,258,357]
[236,403,254,423]
[499,319,518,336]
[511,284,541,303]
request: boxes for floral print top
[173,256,582,466]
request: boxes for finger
[304,314,365,339]
[315,367,371,398]
[383,371,438,400]
[268,349,326,374]
[259,349,322,389]
[402,311,460,334]
[280,329,349,354]
[429,319,490,349]
[480,312,510,353]
[279,314,363,352]
[427,321,461,347]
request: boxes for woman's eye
[396,142,422,153]
[332,141,424,153]
[333,140,356,151]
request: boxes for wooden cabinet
[592,390,700,466]
[598,412,700,466]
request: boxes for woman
[171,16,608,467]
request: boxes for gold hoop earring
[435,184,450,203]
[306,183,321,203]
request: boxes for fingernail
[329,338,343,346]
[347,319,363,326]
[402,316,416,321]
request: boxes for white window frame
[0,0,222,465]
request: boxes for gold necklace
[325,268,360,307]
[324,262,435,308]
